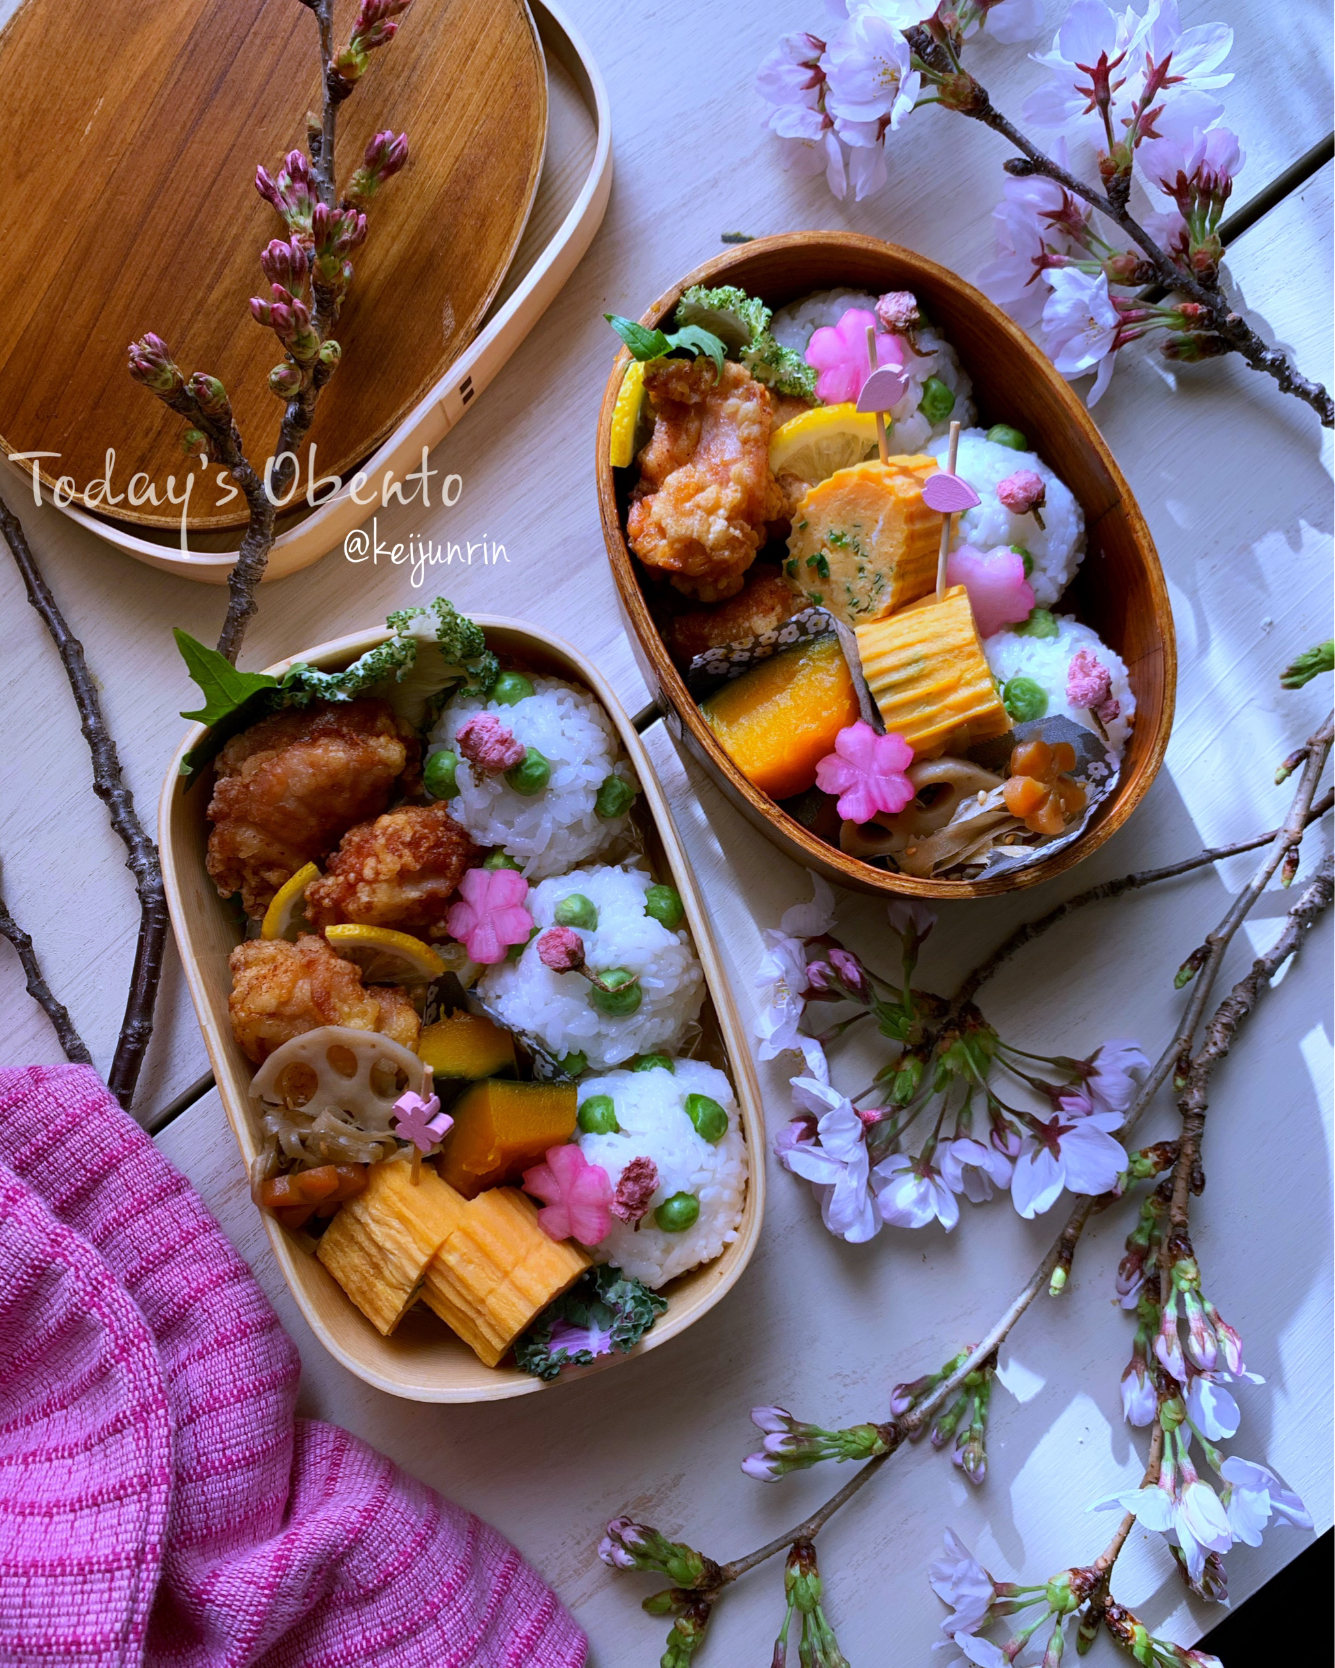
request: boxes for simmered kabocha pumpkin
[854,585,1011,758]
[702,633,861,800]
[437,1079,578,1198]
[417,1010,517,1090]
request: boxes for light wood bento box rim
[595,230,1177,901]
[158,614,766,1402]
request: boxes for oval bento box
[159,616,764,1402]
[596,232,1177,900]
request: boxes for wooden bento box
[596,232,1176,900]
[159,616,764,1402]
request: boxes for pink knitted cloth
[0,1064,588,1668]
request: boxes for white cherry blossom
[928,1530,996,1636]
[1040,268,1121,405]
[873,1151,960,1230]
[939,1136,1014,1203]
[1023,1,1149,138]
[785,1076,880,1242]
[825,10,921,130]
[1009,1102,1127,1218]
[1219,1457,1312,1547]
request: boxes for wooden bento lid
[0,0,546,530]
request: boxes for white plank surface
[2,0,1331,1658]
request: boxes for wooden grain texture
[158,618,765,1400]
[0,0,546,529]
[597,232,1175,900]
[1,0,1330,1656]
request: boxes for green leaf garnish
[668,324,726,378]
[604,313,728,377]
[175,630,279,726]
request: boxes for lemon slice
[261,861,321,941]
[609,358,648,469]
[768,403,880,486]
[323,924,447,986]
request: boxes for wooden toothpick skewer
[865,325,889,465]
[936,418,961,600]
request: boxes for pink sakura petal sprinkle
[945,543,1036,639]
[814,721,914,826]
[522,1143,612,1245]
[456,713,525,772]
[537,926,585,973]
[804,308,904,406]
[610,1156,659,1224]
[1066,648,1120,721]
[444,865,533,964]
[997,469,1047,516]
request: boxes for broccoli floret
[674,283,772,355]
[742,330,820,402]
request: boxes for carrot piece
[1003,775,1047,817]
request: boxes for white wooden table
[2,2,1331,1661]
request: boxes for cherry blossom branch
[1,493,166,1108]
[903,26,1335,426]
[953,787,1334,1009]
[129,0,413,663]
[0,887,92,1066]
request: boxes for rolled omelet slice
[855,585,1011,758]
[784,456,940,626]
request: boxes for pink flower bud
[1066,648,1121,724]
[611,1156,659,1224]
[536,926,585,973]
[456,713,526,772]
[996,469,1047,517]
[126,332,182,394]
[874,290,921,334]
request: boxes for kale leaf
[514,1265,669,1381]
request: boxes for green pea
[577,1094,620,1135]
[423,749,459,800]
[490,671,535,707]
[918,375,955,424]
[1015,607,1059,640]
[505,746,551,796]
[1002,676,1049,723]
[1012,545,1034,578]
[654,1192,700,1233]
[483,849,522,871]
[506,924,540,961]
[589,968,642,1017]
[558,1050,588,1078]
[644,884,685,930]
[986,423,1028,452]
[595,773,636,820]
[555,893,598,930]
[685,1093,728,1143]
[633,1054,674,1074]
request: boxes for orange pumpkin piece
[701,633,861,801]
[418,1011,517,1085]
[438,1079,578,1199]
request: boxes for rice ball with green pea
[479,864,703,1069]
[984,615,1136,758]
[575,1060,747,1288]
[927,428,1084,609]
[427,675,636,880]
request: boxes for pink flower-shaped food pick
[455,713,525,772]
[445,866,533,964]
[997,469,1047,519]
[856,364,909,415]
[522,1143,613,1245]
[1067,648,1121,723]
[805,308,904,406]
[814,722,914,825]
[393,1089,453,1154]
[922,471,983,515]
[945,544,1036,638]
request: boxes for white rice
[768,289,976,439]
[984,615,1136,757]
[429,677,632,879]
[479,864,704,1069]
[928,428,1084,608]
[576,1060,747,1287]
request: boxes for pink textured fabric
[0,1065,588,1668]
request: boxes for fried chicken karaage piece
[228,934,420,1064]
[206,698,417,917]
[627,358,785,603]
[664,565,803,665]
[305,803,478,939]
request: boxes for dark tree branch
[0,494,167,1107]
[0,888,92,1066]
